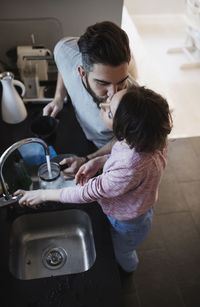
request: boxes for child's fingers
[18,195,27,207]
[75,172,80,184]
[80,176,84,186]
[13,189,25,196]
[75,167,85,184]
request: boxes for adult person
[43,21,138,178]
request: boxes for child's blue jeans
[107,207,154,272]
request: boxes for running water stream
[46,155,52,179]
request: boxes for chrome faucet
[0,137,49,207]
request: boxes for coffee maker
[16,45,54,100]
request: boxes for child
[14,85,172,274]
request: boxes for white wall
[0,0,123,69]
[124,0,185,15]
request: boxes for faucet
[0,137,50,207]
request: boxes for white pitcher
[0,72,27,124]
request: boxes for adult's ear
[78,65,86,80]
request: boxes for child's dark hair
[113,85,173,153]
[78,21,131,72]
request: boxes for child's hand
[75,157,106,186]
[14,189,46,209]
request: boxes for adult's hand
[43,98,63,117]
[59,156,87,180]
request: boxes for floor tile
[180,181,200,212]
[189,137,200,158]
[191,210,200,235]
[168,139,200,182]
[156,178,189,214]
[180,181,200,234]
[134,250,185,307]
[155,157,189,214]
[158,212,200,283]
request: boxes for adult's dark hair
[113,85,173,153]
[77,21,131,72]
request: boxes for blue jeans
[107,207,154,272]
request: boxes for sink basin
[9,209,96,280]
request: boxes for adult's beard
[84,75,108,107]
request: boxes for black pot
[30,115,58,145]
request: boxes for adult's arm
[43,72,67,117]
[86,137,116,160]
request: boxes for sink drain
[42,247,67,270]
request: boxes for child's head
[100,85,173,153]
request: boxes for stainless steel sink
[9,209,96,280]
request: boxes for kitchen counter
[0,101,124,306]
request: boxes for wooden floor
[121,137,200,307]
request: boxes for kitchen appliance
[0,71,27,124]
[17,45,52,81]
[16,45,55,100]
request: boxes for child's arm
[13,156,108,209]
[14,189,61,208]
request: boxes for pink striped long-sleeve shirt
[60,141,167,220]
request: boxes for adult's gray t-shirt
[54,37,114,148]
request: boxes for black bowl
[30,116,58,145]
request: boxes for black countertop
[0,101,124,306]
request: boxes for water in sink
[9,209,96,280]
